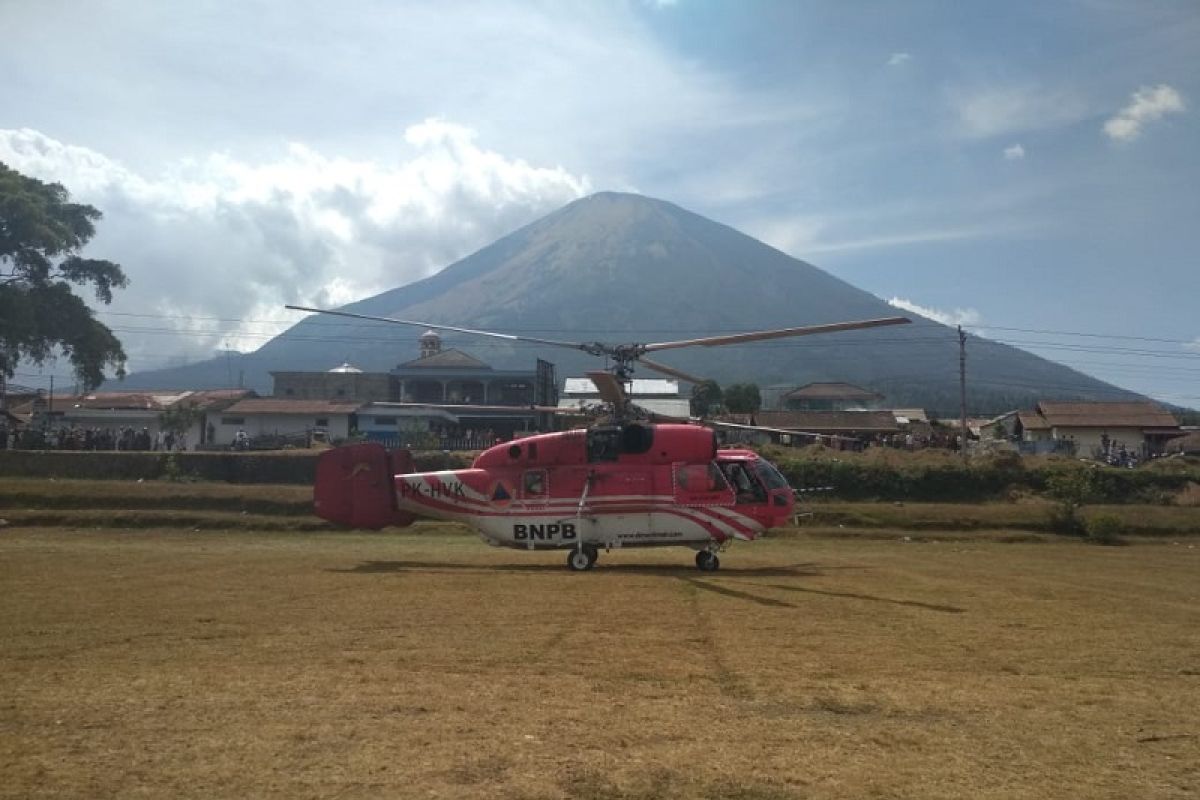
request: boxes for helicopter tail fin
[313,442,417,530]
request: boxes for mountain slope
[115,192,1137,414]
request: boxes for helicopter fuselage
[314,424,796,561]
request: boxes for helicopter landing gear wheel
[695,551,720,572]
[568,545,598,572]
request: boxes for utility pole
[958,325,968,462]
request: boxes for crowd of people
[0,425,190,452]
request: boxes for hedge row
[776,457,1196,504]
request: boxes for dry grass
[2,526,1198,799]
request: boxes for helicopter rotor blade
[585,370,628,406]
[635,356,708,385]
[285,305,595,353]
[641,316,912,353]
[705,418,858,445]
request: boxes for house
[777,382,883,411]
[1017,401,1182,459]
[47,389,254,448]
[559,378,691,419]
[213,398,361,446]
[721,409,900,447]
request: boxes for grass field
[2,523,1198,799]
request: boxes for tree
[690,379,723,417]
[0,162,128,391]
[724,383,761,414]
[158,401,204,440]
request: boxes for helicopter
[285,305,910,571]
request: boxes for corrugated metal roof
[222,399,362,415]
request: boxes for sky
[1,0,1197,406]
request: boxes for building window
[336,388,346,397]
[315,418,329,427]
[221,417,245,426]
[375,416,397,425]
[285,388,294,396]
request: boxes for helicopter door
[673,462,736,506]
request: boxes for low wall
[0,449,473,484]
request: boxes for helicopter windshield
[753,458,790,491]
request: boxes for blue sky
[1,1,1197,404]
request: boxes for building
[1017,401,1182,459]
[777,382,883,411]
[271,362,390,402]
[213,398,360,446]
[43,389,254,449]
[720,409,900,447]
[559,377,691,419]
[271,330,557,444]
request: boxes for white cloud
[952,85,1088,139]
[887,52,911,67]
[1103,84,1185,141]
[0,125,590,370]
[797,225,1010,256]
[888,297,981,327]
[1003,143,1026,160]
[1186,338,1200,353]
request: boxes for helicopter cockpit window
[720,462,767,504]
[752,459,790,491]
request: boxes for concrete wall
[212,411,352,445]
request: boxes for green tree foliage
[690,379,723,417]
[0,162,128,390]
[723,383,762,414]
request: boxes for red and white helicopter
[286,305,909,571]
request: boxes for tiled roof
[49,389,255,412]
[396,349,490,369]
[1018,411,1051,430]
[1036,401,1179,429]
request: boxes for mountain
[113,192,1138,415]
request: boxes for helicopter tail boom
[314,442,418,529]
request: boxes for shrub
[1086,513,1128,546]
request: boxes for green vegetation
[770,445,1199,504]
[0,162,128,389]
[723,382,762,413]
